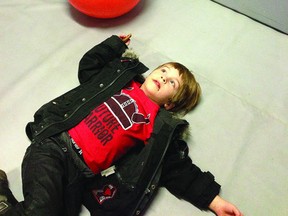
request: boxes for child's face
[140,65,182,110]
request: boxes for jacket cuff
[104,35,128,57]
[183,171,221,210]
[198,181,221,209]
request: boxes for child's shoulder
[156,109,188,128]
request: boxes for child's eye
[161,69,166,73]
[170,80,175,86]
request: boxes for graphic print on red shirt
[68,81,159,174]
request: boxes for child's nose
[161,76,166,83]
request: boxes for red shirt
[68,81,159,174]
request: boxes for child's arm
[160,139,220,209]
[78,35,128,84]
[160,139,243,215]
[209,195,243,216]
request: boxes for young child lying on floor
[0,34,242,216]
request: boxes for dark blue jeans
[4,132,94,216]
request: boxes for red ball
[68,0,140,19]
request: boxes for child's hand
[209,195,243,216]
[119,34,132,45]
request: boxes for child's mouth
[153,80,160,90]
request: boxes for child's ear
[164,103,175,110]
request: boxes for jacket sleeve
[78,35,128,84]
[160,139,221,210]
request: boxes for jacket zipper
[131,120,188,215]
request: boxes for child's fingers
[119,34,132,43]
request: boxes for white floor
[1,0,288,215]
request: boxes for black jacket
[82,109,220,216]
[26,35,148,143]
[25,35,220,214]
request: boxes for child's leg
[20,139,68,215]
[1,136,83,216]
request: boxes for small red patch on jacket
[92,184,117,204]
